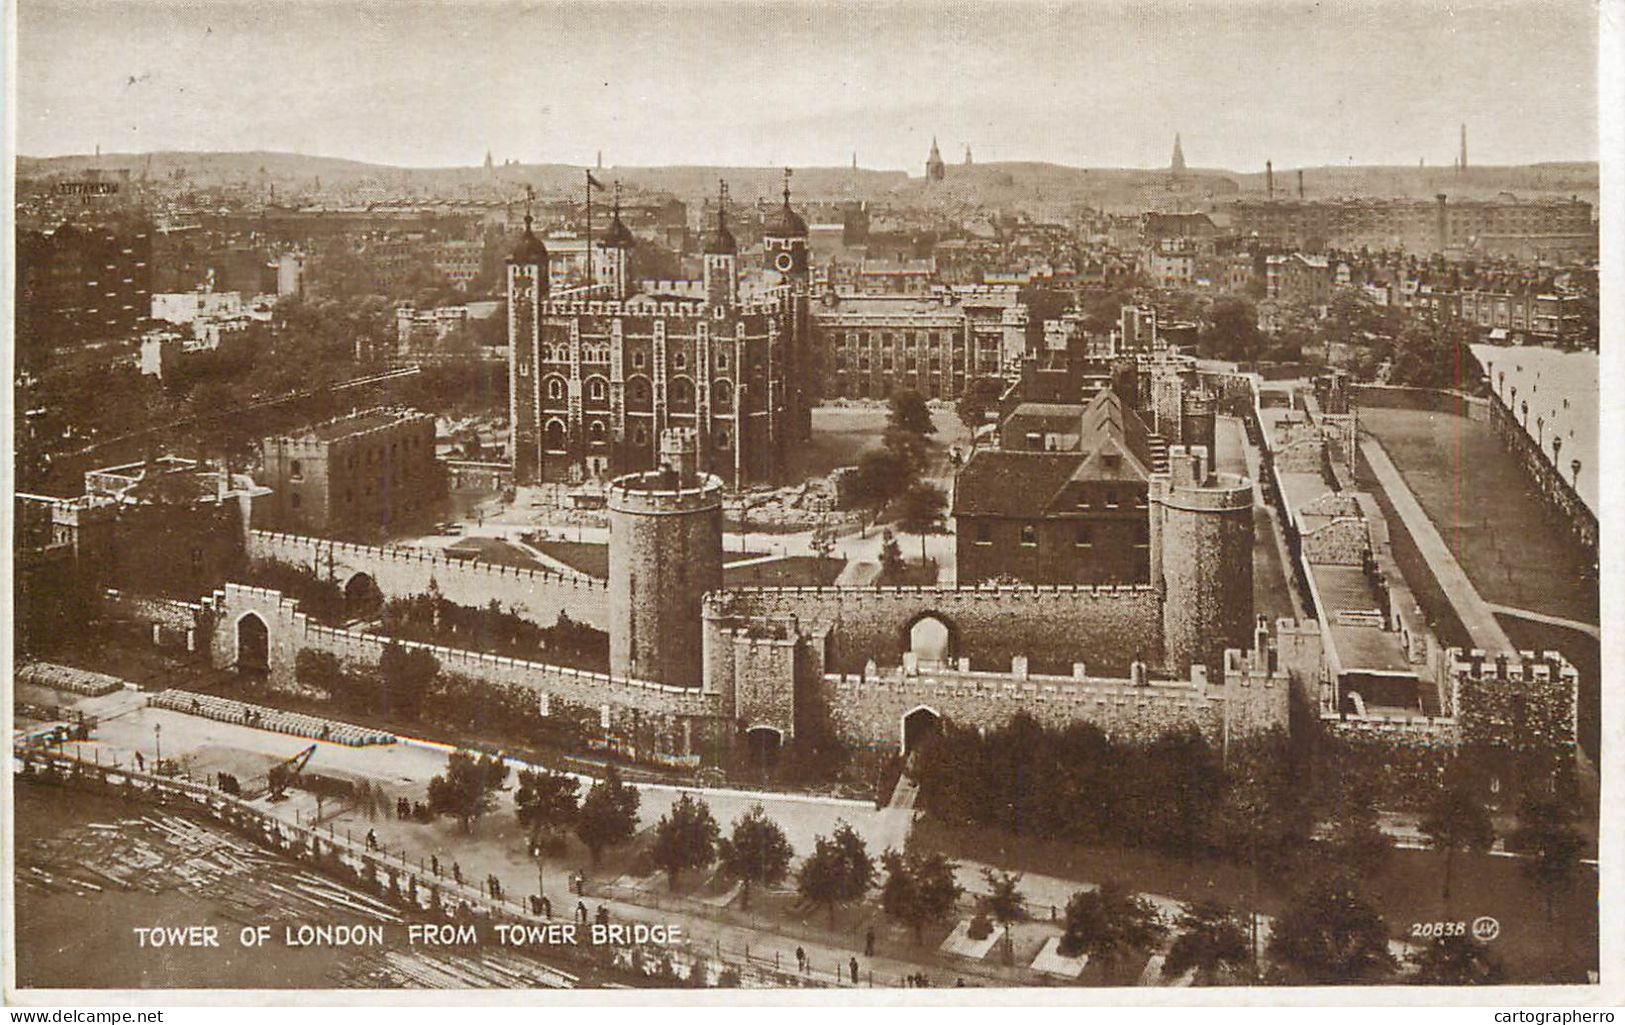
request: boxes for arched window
[712,379,733,414]
[632,424,649,446]
[715,427,731,449]
[546,376,566,401]
[544,420,566,452]
[627,376,651,411]
[588,420,606,443]
[673,351,688,370]
[587,376,607,402]
[670,377,695,412]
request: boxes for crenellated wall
[247,529,610,630]
[821,646,1290,755]
[704,583,1164,677]
[210,583,717,763]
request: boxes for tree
[879,849,963,944]
[1511,793,1584,922]
[1056,880,1167,969]
[1324,794,1393,880]
[887,388,936,437]
[650,793,721,891]
[797,820,875,926]
[378,642,439,719]
[1163,900,1251,985]
[882,425,932,475]
[979,868,1025,964]
[878,530,905,579]
[1268,876,1397,984]
[893,480,947,562]
[575,766,641,866]
[717,804,794,910]
[514,767,579,845]
[846,447,911,528]
[955,376,1004,433]
[1419,779,1494,904]
[1200,296,1263,363]
[426,750,509,833]
[1409,934,1505,985]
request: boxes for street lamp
[1536,415,1544,448]
[1572,458,1582,488]
[1521,400,1529,427]
[1552,436,1562,462]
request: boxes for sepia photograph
[3,0,1613,1003]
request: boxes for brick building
[955,390,1155,585]
[258,407,441,537]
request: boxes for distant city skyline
[16,0,1599,173]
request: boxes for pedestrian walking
[795,946,806,973]
[850,957,859,984]
[576,900,588,923]
[865,928,875,957]
[452,861,462,885]
[431,854,440,876]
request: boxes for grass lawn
[536,540,779,581]
[724,556,846,588]
[445,535,545,569]
[534,539,610,578]
[791,405,973,482]
[912,816,1597,984]
[879,559,939,586]
[1358,408,1597,625]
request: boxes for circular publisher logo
[1471,916,1501,942]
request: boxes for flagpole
[585,169,593,287]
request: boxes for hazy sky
[15,0,1600,171]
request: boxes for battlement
[608,470,725,513]
[1448,647,1578,684]
[705,581,1159,611]
[831,656,1230,698]
[1150,448,1253,512]
[264,406,433,451]
[247,529,607,592]
[540,295,786,320]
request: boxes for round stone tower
[1148,445,1254,676]
[608,428,724,687]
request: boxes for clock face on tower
[774,250,795,273]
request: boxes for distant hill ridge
[16,150,1597,207]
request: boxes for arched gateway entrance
[236,612,269,674]
[745,726,784,777]
[901,706,942,756]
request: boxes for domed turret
[763,183,807,239]
[509,213,549,264]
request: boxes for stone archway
[744,725,783,780]
[901,705,942,756]
[905,612,954,667]
[236,612,269,674]
[343,572,383,620]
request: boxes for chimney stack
[1297,169,1305,200]
[1459,123,1468,173]
[1266,160,1274,200]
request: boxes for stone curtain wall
[821,653,1289,755]
[705,583,1164,677]
[210,583,721,763]
[1485,397,1598,551]
[248,530,610,630]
